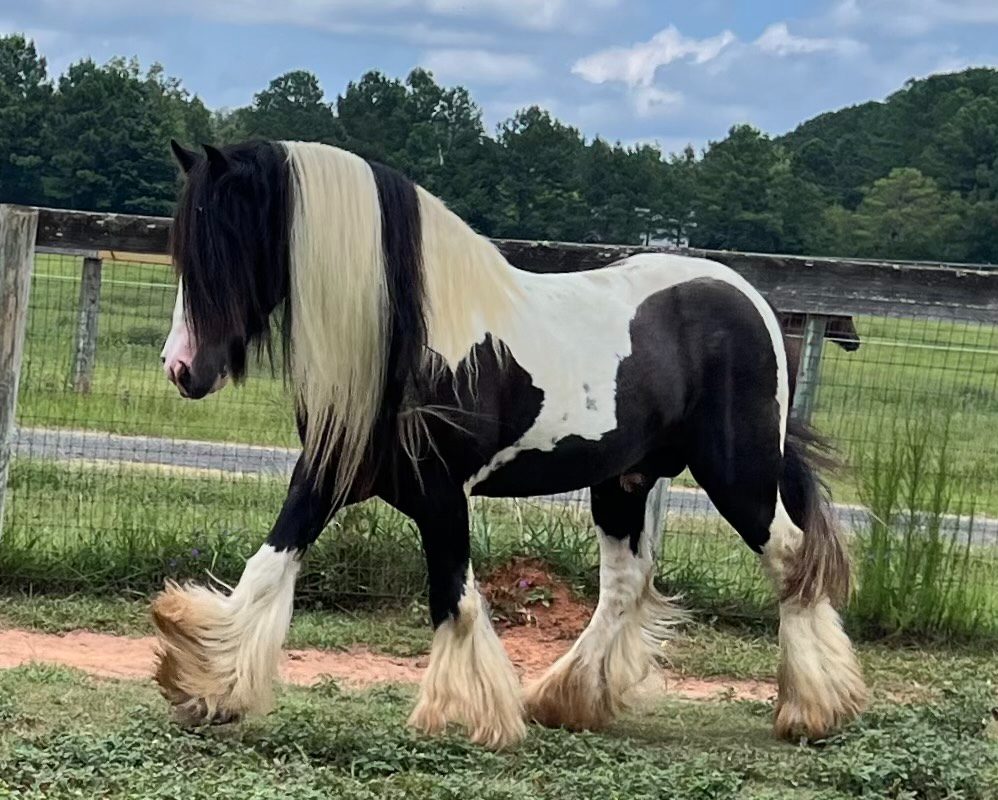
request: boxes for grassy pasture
[6,253,998,639]
[3,459,997,637]
[17,253,998,514]
[0,602,994,800]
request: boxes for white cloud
[421,48,539,83]
[754,22,862,57]
[572,25,736,88]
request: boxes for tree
[959,199,998,264]
[399,69,495,231]
[659,146,697,246]
[849,168,967,261]
[242,70,340,143]
[4,34,997,263]
[691,125,791,252]
[494,107,588,240]
[922,96,998,200]
[336,71,412,164]
[44,58,202,214]
[0,35,53,204]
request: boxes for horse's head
[162,139,290,399]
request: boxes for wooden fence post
[0,204,39,541]
[791,314,828,424]
[69,255,102,393]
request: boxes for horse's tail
[778,419,851,608]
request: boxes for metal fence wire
[4,250,998,623]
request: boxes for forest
[1,33,996,263]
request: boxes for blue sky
[5,1,998,154]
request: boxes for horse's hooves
[170,697,241,729]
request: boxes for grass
[19,254,297,446]
[16,254,998,515]
[849,405,997,638]
[3,456,998,636]
[0,458,775,617]
[812,315,998,516]
[0,659,994,799]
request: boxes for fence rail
[31,205,998,322]
[3,203,998,633]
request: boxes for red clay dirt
[0,563,775,703]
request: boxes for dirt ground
[0,561,776,703]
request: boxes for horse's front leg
[151,454,338,726]
[398,489,526,749]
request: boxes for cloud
[830,0,998,36]
[754,22,862,57]
[572,25,736,88]
[421,49,540,83]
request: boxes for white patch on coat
[463,253,789,492]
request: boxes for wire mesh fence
[4,249,998,633]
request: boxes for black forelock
[170,139,292,380]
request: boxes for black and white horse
[156,139,866,749]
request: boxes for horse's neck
[418,187,529,368]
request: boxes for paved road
[13,426,998,547]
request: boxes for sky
[5,1,998,154]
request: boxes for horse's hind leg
[763,438,867,740]
[524,475,683,731]
[151,454,335,727]
[402,490,525,749]
[687,409,867,741]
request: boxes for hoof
[523,661,614,732]
[169,695,243,729]
[772,679,867,741]
[407,694,526,751]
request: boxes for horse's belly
[469,433,637,498]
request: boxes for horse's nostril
[175,362,192,391]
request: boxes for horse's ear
[202,144,228,178]
[170,139,199,174]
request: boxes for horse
[155,138,867,749]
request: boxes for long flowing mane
[282,141,522,501]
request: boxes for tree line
[2,33,996,263]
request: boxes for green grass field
[0,596,995,800]
[19,254,297,446]
[3,459,997,637]
[17,254,998,514]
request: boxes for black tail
[778,419,851,608]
